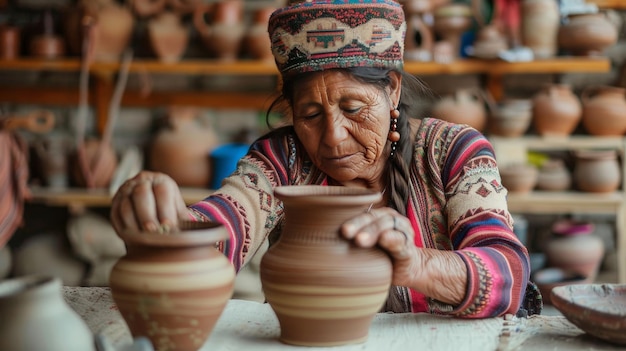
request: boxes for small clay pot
[0,25,20,59]
[573,149,621,193]
[536,159,571,192]
[499,163,538,194]
[488,99,532,137]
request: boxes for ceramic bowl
[551,284,626,345]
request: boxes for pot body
[148,11,189,63]
[260,185,392,347]
[521,0,560,58]
[573,149,621,193]
[109,221,235,351]
[532,84,582,136]
[193,0,245,61]
[558,12,618,56]
[0,275,95,351]
[581,85,626,136]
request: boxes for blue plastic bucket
[210,143,249,189]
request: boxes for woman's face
[291,70,402,188]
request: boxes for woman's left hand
[340,208,421,288]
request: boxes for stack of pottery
[573,149,621,193]
[580,85,626,136]
[431,88,487,131]
[558,12,618,56]
[260,186,392,346]
[532,84,582,137]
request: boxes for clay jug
[558,12,618,56]
[149,106,219,188]
[260,185,392,347]
[545,219,605,281]
[521,0,559,58]
[109,221,235,351]
[243,6,275,61]
[573,149,621,193]
[148,11,189,63]
[581,85,626,136]
[193,0,244,61]
[532,84,582,136]
[431,88,487,131]
[0,275,95,351]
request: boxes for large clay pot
[431,88,487,131]
[521,0,560,58]
[149,106,219,188]
[573,149,621,193]
[532,84,582,136]
[536,158,572,192]
[148,11,189,63]
[0,275,95,351]
[109,221,235,351]
[581,85,626,137]
[558,12,618,57]
[545,219,605,281]
[260,185,392,346]
[193,0,245,61]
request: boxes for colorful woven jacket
[189,117,530,318]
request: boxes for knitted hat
[268,0,406,78]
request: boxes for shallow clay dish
[551,284,626,345]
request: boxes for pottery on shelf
[400,0,435,61]
[521,0,560,58]
[260,185,392,347]
[29,10,66,59]
[432,3,473,58]
[109,220,235,351]
[243,6,275,61]
[148,11,189,63]
[499,163,538,194]
[558,12,618,57]
[193,0,245,61]
[0,275,95,351]
[0,24,20,59]
[536,158,572,192]
[487,98,533,137]
[431,88,487,131]
[573,149,621,193]
[532,83,582,137]
[581,85,626,137]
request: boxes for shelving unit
[490,136,626,284]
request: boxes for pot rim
[119,220,229,247]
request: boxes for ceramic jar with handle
[260,185,392,347]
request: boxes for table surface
[62,287,625,351]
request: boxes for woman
[111,0,537,318]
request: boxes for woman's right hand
[110,171,191,235]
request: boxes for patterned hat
[268,0,406,78]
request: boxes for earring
[389,108,400,157]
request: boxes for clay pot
[545,219,605,281]
[29,10,65,59]
[148,11,189,63]
[488,98,533,137]
[149,106,219,188]
[243,6,275,61]
[431,88,487,131]
[558,12,618,56]
[0,275,95,351]
[433,3,473,58]
[573,149,621,193]
[69,138,118,188]
[260,185,392,346]
[400,0,435,61]
[536,158,572,192]
[521,0,560,58]
[109,221,235,351]
[470,24,508,59]
[499,163,538,194]
[581,85,626,137]
[0,25,21,59]
[193,0,245,61]
[532,84,582,137]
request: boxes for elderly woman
[111,0,537,318]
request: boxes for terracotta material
[536,159,571,192]
[193,0,245,61]
[551,284,626,345]
[69,138,118,188]
[573,149,621,193]
[431,88,487,131]
[531,84,582,137]
[499,163,538,194]
[581,85,626,136]
[130,0,167,18]
[148,11,189,63]
[260,185,392,347]
[167,0,202,14]
[432,4,473,58]
[29,10,65,59]
[243,7,275,61]
[545,219,605,281]
[149,106,219,188]
[521,0,560,58]
[109,221,235,351]
[488,98,532,137]
[0,25,21,59]
[400,0,435,61]
[558,12,618,57]
[0,275,95,351]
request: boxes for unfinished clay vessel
[260,185,392,347]
[109,221,235,351]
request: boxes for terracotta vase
[0,275,95,351]
[109,221,235,351]
[536,158,572,192]
[558,12,618,57]
[573,149,621,193]
[532,84,582,137]
[545,219,605,281]
[521,0,560,58]
[260,185,392,347]
[193,0,245,61]
[581,85,626,136]
[149,106,219,188]
[0,25,20,59]
[148,11,189,63]
[243,6,275,61]
[431,88,487,131]
[488,98,533,137]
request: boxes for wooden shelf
[587,0,626,8]
[507,191,624,214]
